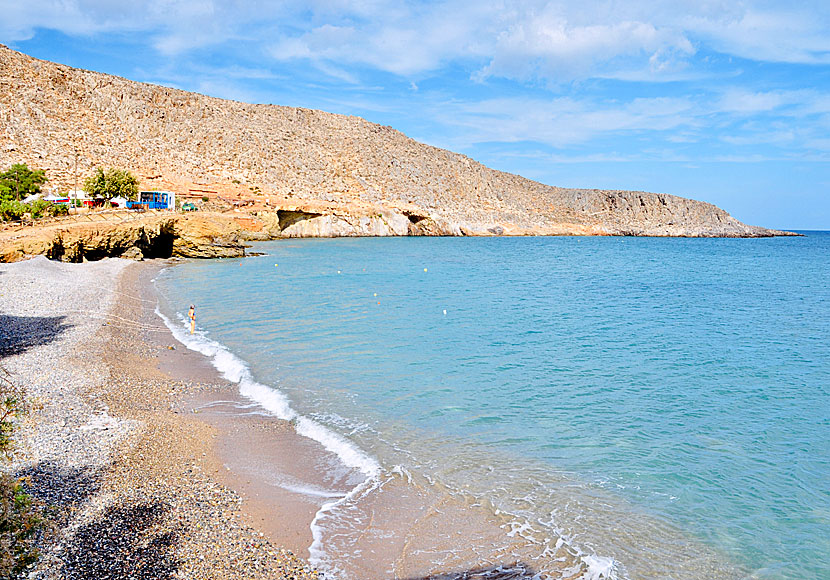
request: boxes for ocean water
[154,233,830,580]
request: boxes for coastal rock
[0,45,794,238]
[271,207,408,237]
[120,246,144,260]
[171,214,246,258]
[0,212,247,262]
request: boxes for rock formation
[0,212,247,263]
[0,45,792,238]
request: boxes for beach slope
[0,256,317,579]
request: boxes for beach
[0,254,565,580]
[0,256,321,579]
[3,233,828,580]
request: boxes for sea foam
[154,302,621,580]
[155,305,380,478]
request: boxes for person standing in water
[188,304,196,334]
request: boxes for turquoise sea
[155,233,829,579]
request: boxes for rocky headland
[0,211,248,263]
[0,44,794,263]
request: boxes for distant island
[0,44,794,262]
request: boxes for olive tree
[83,168,139,200]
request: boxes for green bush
[26,200,49,220]
[0,200,70,222]
[0,474,44,577]
[47,204,68,217]
[0,201,26,222]
[0,368,47,577]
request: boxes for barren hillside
[0,45,787,237]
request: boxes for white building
[67,189,88,201]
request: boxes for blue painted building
[127,191,176,210]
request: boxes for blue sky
[3,1,830,229]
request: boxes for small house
[128,191,175,210]
[44,193,70,204]
[68,189,88,202]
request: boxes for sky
[3,1,830,230]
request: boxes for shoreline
[145,239,756,580]
[145,261,372,561]
[2,251,755,580]
[0,210,802,264]
[121,258,589,580]
[1,256,320,579]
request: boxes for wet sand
[135,261,359,560]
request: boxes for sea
[153,233,830,580]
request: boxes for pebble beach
[0,256,318,580]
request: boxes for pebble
[0,258,319,580]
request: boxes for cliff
[0,212,248,263]
[0,45,792,238]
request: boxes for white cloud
[4,1,830,79]
[685,5,830,64]
[717,89,830,116]
[415,82,830,157]
[426,95,699,148]
[478,8,695,83]
[268,2,494,76]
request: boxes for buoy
[274,263,278,267]
[443,309,447,315]
[424,268,428,272]
[373,293,377,297]
[377,301,381,305]
[338,270,341,274]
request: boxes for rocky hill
[0,45,789,237]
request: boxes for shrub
[0,367,48,578]
[47,204,68,217]
[0,474,45,577]
[0,201,26,222]
[0,369,24,456]
[26,200,50,220]
[201,196,209,202]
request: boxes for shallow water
[155,234,830,579]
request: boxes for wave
[154,304,380,478]
[155,304,616,580]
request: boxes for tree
[0,164,46,202]
[83,168,139,201]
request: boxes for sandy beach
[0,256,323,579]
